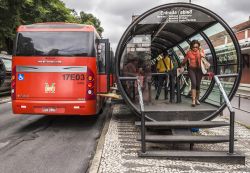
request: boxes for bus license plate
[42,107,56,112]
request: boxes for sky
[62,0,250,51]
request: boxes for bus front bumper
[12,100,97,116]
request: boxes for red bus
[12,23,112,115]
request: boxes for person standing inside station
[155,52,173,100]
[180,40,205,107]
[123,55,139,100]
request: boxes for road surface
[0,101,110,173]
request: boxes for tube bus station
[115,3,245,163]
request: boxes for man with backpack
[155,52,174,100]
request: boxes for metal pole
[133,81,135,100]
[229,111,235,154]
[238,94,241,109]
[220,93,222,105]
[170,72,174,103]
[141,110,146,153]
[214,75,235,154]
[220,92,223,116]
[137,78,146,153]
[177,72,181,103]
[164,77,167,100]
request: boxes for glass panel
[97,43,106,73]
[180,41,190,70]
[173,46,189,95]
[173,46,184,60]
[178,41,191,95]
[0,59,5,73]
[205,77,236,106]
[179,41,190,55]
[16,32,95,57]
[204,23,237,67]
[168,48,179,68]
[204,23,238,105]
[120,35,152,108]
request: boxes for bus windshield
[15,32,95,57]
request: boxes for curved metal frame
[176,43,191,93]
[199,32,218,102]
[115,3,242,121]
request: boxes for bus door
[97,39,110,93]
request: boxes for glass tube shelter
[115,3,242,121]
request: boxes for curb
[88,102,113,173]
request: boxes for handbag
[201,57,211,74]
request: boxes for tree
[0,0,23,53]
[78,11,104,35]
[0,0,103,53]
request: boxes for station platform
[137,97,217,112]
[134,97,218,121]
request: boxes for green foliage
[78,11,104,35]
[0,0,104,53]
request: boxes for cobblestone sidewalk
[98,104,250,173]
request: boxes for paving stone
[98,103,250,173]
[192,165,223,172]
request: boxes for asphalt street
[0,101,110,173]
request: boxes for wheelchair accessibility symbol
[18,74,24,81]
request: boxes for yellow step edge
[98,93,121,99]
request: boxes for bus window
[15,32,95,57]
[2,59,11,72]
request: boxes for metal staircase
[133,74,245,164]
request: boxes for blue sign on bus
[18,74,24,81]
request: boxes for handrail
[119,76,146,153]
[214,74,236,154]
[151,72,169,76]
[119,76,138,80]
[136,77,146,153]
[119,76,157,122]
[215,73,239,78]
[235,93,250,113]
[214,76,234,112]
[235,93,250,98]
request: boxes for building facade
[234,19,250,84]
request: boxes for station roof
[129,21,217,57]
[123,8,218,57]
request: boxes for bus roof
[17,23,96,32]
